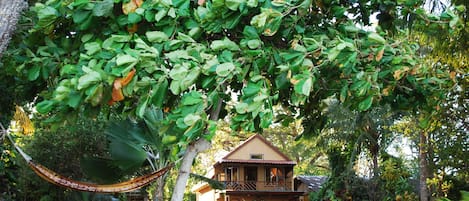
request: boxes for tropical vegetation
[0,0,467,200]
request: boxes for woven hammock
[1,124,172,193]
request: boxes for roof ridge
[220,134,294,162]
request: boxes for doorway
[244,166,257,190]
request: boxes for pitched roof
[295,175,328,191]
[216,134,296,165]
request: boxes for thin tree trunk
[170,138,210,201]
[420,131,430,201]
[0,0,27,57]
[169,97,221,201]
[152,174,167,201]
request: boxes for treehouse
[192,134,304,201]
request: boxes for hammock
[1,126,172,193]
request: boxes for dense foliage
[0,0,465,200]
[13,116,112,201]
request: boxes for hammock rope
[0,124,172,193]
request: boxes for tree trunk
[419,131,430,201]
[170,138,210,201]
[0,0,27,57]
[152,174,167,201]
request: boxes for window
[250,154,263,160]
[265,167,285,184]
[224,167,239,181]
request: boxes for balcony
[223,181,293,192]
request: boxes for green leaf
[250,12,268,29]
[351,80,370,97]
[78,71,102,90]
[247,39,262,49]
[92,0,114,17]
[243,82,260,97]
[340,85,348,102]
[72,0,90,6]
[183,114,201,126]
[152,79,169,107]
[116,54,138,66]
[170,80,181,94]
[85,84,103,106]
[67,91,82,108]
[367,32,386,44]
[301,77,313,96]
[169,64,189,80]
[358,96,373,111]
[182,91,203,105]
[212,0,225,7]
[181,68,200,90]
[109,140,147,171]
[216,62,235,77]
[36,100,55,114]
[78,14,94,30]
[253,94,268,102]
[225,0,245,10]
[28,66,41,81]
[162,135,178,145]
[168,7,176,18]
[37,6,60,28]
[235,102,249,114]
[112,34,132,42]
[73,10,91,24]
[246,0,257,7]
[243,26,260,39]
[177,32,196,43]
[84,42,102,55]
[136,96,149,118]
[154,8,168,21]
[263,16,282,36]
[128,13,142,24]
[332,5,346,17]
[210,38,240,51]
[60,64,79,76]
[146,31,169,43]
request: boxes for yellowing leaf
[122,0,138,15]
[111,79,124,102]
[393,67,410,80]
[121,69,136,86]
[382,86,392,96]
[376,48,384,62]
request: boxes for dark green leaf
[36,100,55,114]
[358,96,373,111]
[128,13,142,24]
[28,66,41,81]
[109,140,147,171]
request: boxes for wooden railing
[223,181,293,191]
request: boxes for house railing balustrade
[223,181,293,192]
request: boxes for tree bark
[0,0,27,57]
[419,131,430,201]
[170,138,210,201]
[151,173,167,201]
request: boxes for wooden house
[192,134,304,201]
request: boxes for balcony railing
[223,181,293,192]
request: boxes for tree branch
[0,0,27,57]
